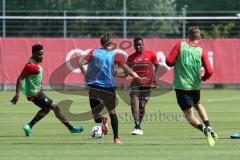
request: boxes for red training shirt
[21,61,40,77]
[127,50,158,87]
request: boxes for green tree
[126,0,180,37]
[3,0,180,38]
[201,22,235,38]
[175,0,240,11]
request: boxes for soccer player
[10,44,84,136]
[165,26,218,146]
[121,38,167,135]
[79,33,142,144]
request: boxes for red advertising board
[0,38,239,84]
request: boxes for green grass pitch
[0,89,240,160]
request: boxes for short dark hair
[100,33,112,47]
[134,37,143,43]
[32,44,43,54]
[188,26,201,40]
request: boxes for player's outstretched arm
[79,50,93,80]
[79,59,88,80]
[114,60,132,78]
[120,64,142,82]
[114,69,128,78]
[10,74,24,105]
[201,51,213,81]
[114,63,129,78]
[153,63,168,83]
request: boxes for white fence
[0,12,240,38]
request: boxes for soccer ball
[90,126,103,138]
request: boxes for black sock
[29,109,50,128]
[94,115,103,124]
[64,122,73,130]
[28,121,36,129]
[134,119,140,129]
[196,124,204,132]
[204,120,211,127]
[139,116,144,125]
[139,107,145,129]
[110,114,118,138]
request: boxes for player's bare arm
[153,63,168,83]
[114,61,132,78]
[79,59,88,80]
[120,63,142,82]
[10,74,25,105]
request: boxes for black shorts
[130,86,151,101]
[88,84,116,114]
[31,91,53,108]
[175,89,200,111]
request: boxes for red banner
[0,38,240,84]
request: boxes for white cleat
[131,128,143,135]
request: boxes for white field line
[206,97,240,102]
[1,97,240,104]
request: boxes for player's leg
[175,89,204,131]
[182,106,215,146]
[104,88,120,144]
[89,88,105,133]
[194,105,218,140]
[32,91,83,134]
[130,87,140,132]
[50,103,84,133]
[183,108,204,131]
[28,108,50,128]
[28,92,51,127]
[192,91,218,140]
[23,92,52,136]
[23,107,50,136]
[175,89,215,146]
[192,91,211,127]
[139,88,151,128]
[139,99,147,124]
[107,108,119,144]
[194,103,213,130]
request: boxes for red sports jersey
[127,50,158,87]
[21,61,40,77]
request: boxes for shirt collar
[187,40,199,47]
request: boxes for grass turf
[0,89,240,160]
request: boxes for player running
[165,26,218,146]
[125,38,167,135]
[10,44,84,136]
[79,33,142,144]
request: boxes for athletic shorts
[31,90,53,108]
[88,85,116,114]
[175,89,200,111]
[130,86,151,101]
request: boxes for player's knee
[131,100,138,107]
[139,106,145,113]
[109,112,117,119]
[185,114,196,125]
[193,104,200,110]
[184,110,193,122]
[40,108,50,115]
[109,110,116,115]
[187,117,194,124]
[45,107,51,112]
[51,104,60,110]
[139,100,148,108]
